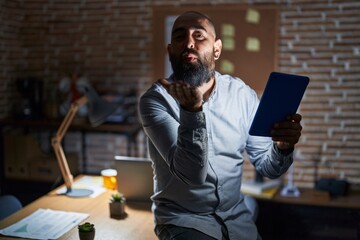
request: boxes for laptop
[114,156,153,202]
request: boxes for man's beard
[170,50,215,87]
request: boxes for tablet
[249,72,309,137]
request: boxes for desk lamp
[52,83,117,197]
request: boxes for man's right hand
[157,79,203,112]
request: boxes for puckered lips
[182,52,198,63]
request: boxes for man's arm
[139,85,209,185]
[246,113,303,178]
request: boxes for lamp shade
[78,85,117,127]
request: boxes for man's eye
[173,34,185,41]
[194,32,205,40]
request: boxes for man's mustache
[182,49,199,58]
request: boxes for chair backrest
[0,195,23,220]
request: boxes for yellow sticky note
[221,24,235,37]
[246,8,260,24]
[246,37,260,52]
[220,59,234,74]
[223,37,235,51]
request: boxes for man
[139,11,302,240]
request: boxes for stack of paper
[241,179,281,199]
[0,208,88,240]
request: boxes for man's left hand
[271,114,303,150]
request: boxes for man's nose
[185,35,195,49]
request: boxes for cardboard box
[4,130,79,182]
[4,131,30,179]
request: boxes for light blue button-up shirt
[139,72,293,240]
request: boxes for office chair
[0,195,23,220]
[244,195,259,222]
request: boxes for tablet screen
[249,72,309,137]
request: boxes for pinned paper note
[220,59,234,74]
[246,8,260,24]
[246,37,260,52]
[221,24,235,37]
[221,24,235,51]
[223,37,235,50]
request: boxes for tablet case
[249,72,309,137]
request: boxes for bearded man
[138,11,303,240]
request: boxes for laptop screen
[114,156,153,202]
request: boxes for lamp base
[65,188,94,198]
[280,185,300,197]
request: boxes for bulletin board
[152,5,279,95]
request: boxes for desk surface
[1,179,359,240]
[0,176,156,240]
[262,187,360,209]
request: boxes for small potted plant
[78,222,95,240]
[109,192,126,218]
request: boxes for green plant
[110,192,126,203]
[78,222,95,232]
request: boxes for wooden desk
[256,188,360,240]
[270,187,360,209]
[0,176,156,240]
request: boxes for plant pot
[78,230,95,240]
[109,201,126,218]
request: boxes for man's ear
[214,39,222,60]
[167,44,172,55]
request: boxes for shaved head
[172,11,217,39]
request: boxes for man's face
[168,13,221,87]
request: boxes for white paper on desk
[0,208,88,240]
[56,176,106,198]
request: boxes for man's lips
[183,53,198,62]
